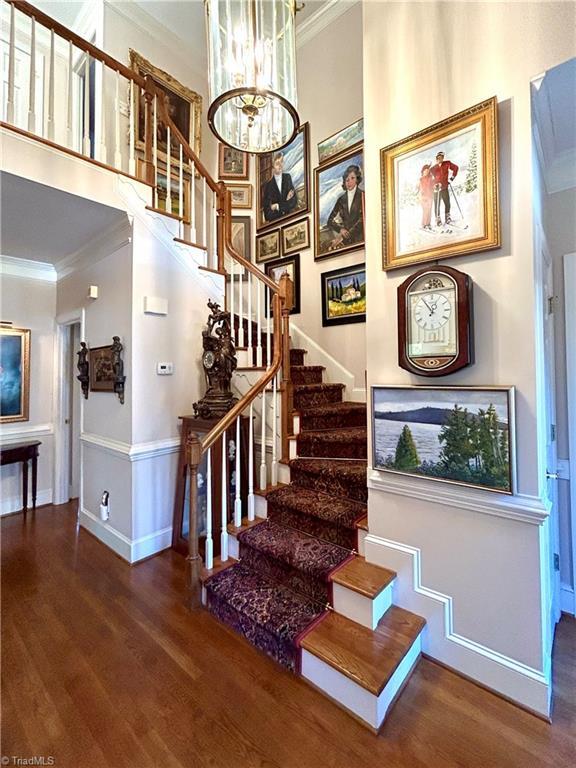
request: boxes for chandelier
[205,0,300,153]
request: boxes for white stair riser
[289,437,298,460]
[292,414,301,435]
[332,581,393,630]
[229,536,239,560]
[301,634,422,731]
[277,462,291,484]
[357,528,367,556]
[254,494,268,518]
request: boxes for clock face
[414,292,452,331]
[407,273,458,363]
[203,350,215,370]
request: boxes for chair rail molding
[368,469,550,525]
[0,423,54,443]
[81,432,181,461]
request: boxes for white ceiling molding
[55,216,132,281]
[0,255,57,282]
[296,0,361,49]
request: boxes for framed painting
[314,147,365,260]
[0,326,30,423]
[156,169,190,222]
[227,183,253,209]
[282,218,310,256]
[256,123,310,232]
[380,96,500,270]
[219,144,249,180]
[89,344,116,393]
[318,118,363,165]
[321,263,366,327]
[226,216,251,276]
[371,385,515,494]
[256,229,281,264]
[264,254,300,316]
[129,49,202,162]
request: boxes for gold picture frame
[380,97,500,270]
[0,325,30,423]
[219,144,250,180]
[227,183,253,209]
[129,49,202,162]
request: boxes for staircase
[204,346,426,732]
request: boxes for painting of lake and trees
[371,386,515,493]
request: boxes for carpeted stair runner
[205,343,368,672]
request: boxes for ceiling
[0,173,125,264]
[33,1,86,27]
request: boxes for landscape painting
[321,263,366,327]
[371,385,515,493]
[318,118,363,165]
[0,326,30,423]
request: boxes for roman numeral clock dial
[397,265,473,376]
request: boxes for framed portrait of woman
[314,147,365,260]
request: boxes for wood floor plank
[2,503,575,768]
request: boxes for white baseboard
[560,584,575,615]
[364,533,551,717]
[0,488,53,516]
[79,507,172,563]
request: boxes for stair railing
[2,0,295,609]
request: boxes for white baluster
[221,432,229,561]
[247,272,253,362]
[202,177,207,250]
[256,281,263,367]
[179,142,184,233]
[205,447,213,570]
[234,416,242,527]
[47,29,55,140]
[166,125,172,212]
[7,3,15,125]
[230,264,235,344]
[153,95,158,188]
[190,160,197,243]
[266,287,271,368]
[213,191,218,269]
[248,401,255,521]
[83,55,91,156]
[66,40,73,146]
[271,375,278,486]
[28,18,37,134]
[114,71,121,169]
[128,80,135,175]
[260,390,267,491]
[99,61,106,162]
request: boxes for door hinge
[554,553,560,571]
[547,296,556,314]
[551,424,556,442]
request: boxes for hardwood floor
[2,502,575,768]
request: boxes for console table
[0,440,41,512]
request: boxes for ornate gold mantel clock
[397,264,473,376]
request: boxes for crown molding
[0,255,57,283]
[55,216,132,280]
[297,0,361,49]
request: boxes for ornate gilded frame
[380,97,500,270]
[0,326,30,423]
[129,49,202,161]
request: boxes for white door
[564,253,576,616]
[69,323,82,498]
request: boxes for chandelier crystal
[205,0,300,153]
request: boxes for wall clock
[397,264,473,376]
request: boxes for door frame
[564,252,576,615]
[53,308,85,505]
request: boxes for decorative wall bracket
[76,341,89,399]
[111,336,126,405]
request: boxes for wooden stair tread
[227,517,265,535]
[331,556,395,598]
[254,482,288,498]
[200,556,237,584]
[300,607,426,696]
[145,205,183,221]
[174,236,208,252]
[355,515,368,531]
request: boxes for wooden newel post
[217,182,228,274]
[186,432,203,610]
[278,273,294,463]
[142,75,156,186]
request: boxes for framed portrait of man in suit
[314,147,365,260]
[256,123,310,232]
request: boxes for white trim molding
[0,255,57,282]
[560,584,575,616]
[364,533,551,717]
[0,423,54,444]
[79,506,172,563]
[368,469,550,525]
[81,432,180,461]
[297,0,361,48]
[1,489,53,516]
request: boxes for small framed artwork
[264,254,300,315]
[256,123,310,231]
[228,183,253,209]
[371,385,515,494]
[380,96,500,270]
[282,217,310,256]
[315,147,365,260]
[227,216,252,276]
[256,229,281,264]
[156,170,190,222]
[321,263,366,327]
[89,344,116,393]
[318,118,363,165]
[219,144,249,180]
[0,325,30,423]
[129,49,202,162]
